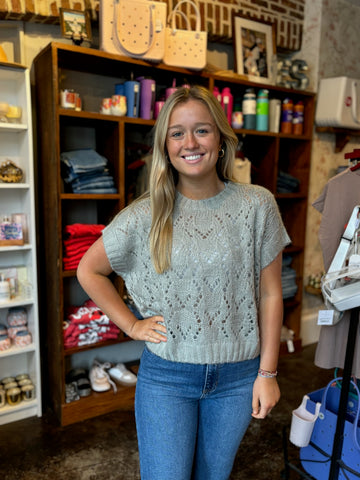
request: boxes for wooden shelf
[316,126,360,152]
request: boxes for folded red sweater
[64,224,105,238]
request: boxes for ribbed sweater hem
[145,340,260,365]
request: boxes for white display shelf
[0,62,42,424]
[0,183,30,189]
[0,123,27,132]
[0,399,38,426]
[0,343,35,358]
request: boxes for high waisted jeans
[135,347,259,480]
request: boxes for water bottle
[242,88,256,130]
[221,87,233,124]
[213,86,222,103]
[256,89,269,131]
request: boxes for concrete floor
[0,343,335,480]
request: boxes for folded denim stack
[63,223,105,271]
[63,299,120,348]
[282,255,298,299]
[60,148,117,194]
[277,171,300,193]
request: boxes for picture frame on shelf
[59,8,92,46]
[232,13,276,84]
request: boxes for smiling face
[165,99,222,192]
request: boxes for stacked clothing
[277,171,300,193]
[63,223,105,271]
[63,299,120,348]
[61,148,117,194]
[282,255,298,299]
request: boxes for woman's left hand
[251,376,280,419]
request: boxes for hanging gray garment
[312,168,360,378]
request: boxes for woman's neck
[176,177,225,200]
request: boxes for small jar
[21,383,35,402]
[6,386,21,405]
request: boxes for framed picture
[60,8,92,45]
[232,13,276,84]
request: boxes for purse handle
[167,0,201,33]
[321,377,360,451]
[114,0,157,57]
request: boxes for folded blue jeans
[135,347,259,480]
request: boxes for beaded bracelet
[258,368,278,378]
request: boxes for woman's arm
[252,251,283,419]
[77,237,167,343]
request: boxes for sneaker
[108,363,137,386]
[89,360,117,393]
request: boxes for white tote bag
[163,0,207,70]
[100,0,167,62]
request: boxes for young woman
[77,85,290,480]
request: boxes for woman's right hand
[129,316,167,343]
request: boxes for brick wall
[0,0,304,51]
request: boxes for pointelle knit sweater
[103,181,290,364]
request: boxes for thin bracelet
[258,368,278,378]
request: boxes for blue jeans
[135,347,259,480]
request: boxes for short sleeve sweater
[103,181,290,364]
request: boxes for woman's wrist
[257,368,278,378]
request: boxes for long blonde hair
[149,85,238,273]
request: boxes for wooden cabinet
[0,63,42,425]
[34,42,315,426]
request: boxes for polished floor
[0,343,334,480]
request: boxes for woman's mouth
[182,154,203,163]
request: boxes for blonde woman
[77,85,290,480]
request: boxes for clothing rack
[282,306,359,480]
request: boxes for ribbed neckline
[175,181,233,208]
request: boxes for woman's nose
[184,132,199,149]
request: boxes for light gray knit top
[103,181,290,364]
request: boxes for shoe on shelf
[89,360,117,393]
[66,368,91,398]
[108,363,137,386]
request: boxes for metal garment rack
[282,306,360,480]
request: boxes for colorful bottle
[256,89,269,131]
[231,96,243,129]
[242,88,256,130]
[292,101,304,135]
[281,98,293,134]
[221,87,233,124]
[213,86,222,103]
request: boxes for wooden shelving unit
[34,42,315,426]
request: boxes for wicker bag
[163,0,207,70]
[100,0,167,62]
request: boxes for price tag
[317,310,335,325]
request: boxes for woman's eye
[196,128,208,135]
[169,131,183,138]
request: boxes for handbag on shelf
[299,377,360,480]
[163,0,207,71]
[99,0,167,62]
